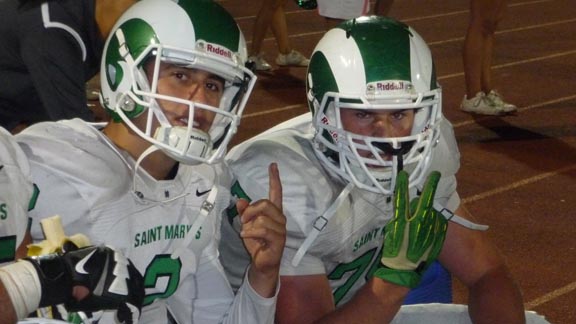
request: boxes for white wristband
[0,261,42,319]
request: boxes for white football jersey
[0,127,35,263]
[219,115,460,306]
[16,119,275,324]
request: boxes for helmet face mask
[307,16,442,195]
[100,0,256,165]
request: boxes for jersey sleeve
[15,121,128,243]
[429,118,462,211]
[222,267,277,324]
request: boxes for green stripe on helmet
[104,19,157,121]
[105,19,157,92]
[306,51,340,150]
[177,0,240,52]
[307,51,339,115]
[339,17,412,84]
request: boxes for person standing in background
[0,0,134,133]
[247,0,309,71]
[374,0,394,16]
[316,0,370,29]
[460,0,517,115]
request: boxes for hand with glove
[0,245,144,324]
[373,170,448,288]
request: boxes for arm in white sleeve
[222,266,278,324]
[190,241,278,324]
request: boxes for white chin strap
[131,145,189,204]
[434,202,489,231]
[291,183,354,267]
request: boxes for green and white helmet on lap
[100,0,255,165]
[306,16,442,195]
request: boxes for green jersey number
[0,235,16,263]
[327,247,381,305]
[143,254,182,305]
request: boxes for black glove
[25,245,144,323]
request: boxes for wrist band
[0,260,42,319]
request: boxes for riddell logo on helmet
[206,44,232,59]
[366,81,411,95]
[376,81,405,91]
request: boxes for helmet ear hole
[107,63,119,88]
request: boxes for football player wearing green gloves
[219,16,526,323]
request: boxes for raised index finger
[268,162,282,211]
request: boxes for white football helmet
[306,16,442,195]
[100,0,256,165]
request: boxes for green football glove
[373,170,448,288]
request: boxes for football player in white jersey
[0,127,38,322]
[0,127,37,262]
[219,16,526,323]
[0,0,286,323]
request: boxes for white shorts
[317,0,370,20]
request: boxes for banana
[27,215,91,256]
